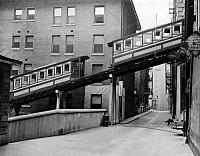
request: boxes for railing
[112,19,184,59]
[8,109,107,143]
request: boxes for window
[22,75,29,85]
[47,68,54,77]
[14,9,22,20]
[124,38,132,50]
[67,7,75,24]
[25,36,33,48]
[114,41,123,54]
[92,64,103,74]
[93,35,104,53]
[15,78,21,89]
[66,35,74,53]
[11,70,19,76]
[12,36,20,48]
[154,30,162,40]
[91,94,102,109]
[174,25,181,34]
[53,7,61,24]
[164,28,171,37]
[94,6,104,23]
[39,71,45,80]
[24,64,32,73]
[52,35,60,53]
[64,64,70,71]
[31,73,37,83]
[27,8,35,20]
[55,66,62,75]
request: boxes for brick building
[0,0,141,117]
[188,0,200,155]
[170,0,200,155]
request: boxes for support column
[55,90,62,109]
[109,74,117,125]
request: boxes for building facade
[152,64,169,111]
[188,0,200,155]
[0,0,141,118]
[0,55,21,145]
[170,0,200,155]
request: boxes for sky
[133,0,172,30]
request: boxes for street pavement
[0,110,194,156]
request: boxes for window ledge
[51,53,60,56]
[92,53,104,56]
[11,48,20,51]
[66,24,76,26]
[52,24,62,27]
[13,20,22,23]
[64,53,74,56]
[93,23,105,26]
[26,20,35,22]
[24,48,34,50]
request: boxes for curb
[120,109,153,124]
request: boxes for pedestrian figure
[165,118,174,126]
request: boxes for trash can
[103,115,109,127]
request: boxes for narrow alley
[0,110,193,156]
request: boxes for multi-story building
[152,64,169,111]
[169,0,185,21]
[187,0,200,155]
[0,0,141,117]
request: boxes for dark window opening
[91,94,102,109]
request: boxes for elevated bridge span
[10,20,184,106]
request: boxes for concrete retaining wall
[8,109,107,143]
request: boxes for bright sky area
[133,0,172,30]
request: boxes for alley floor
[0,110,194,156]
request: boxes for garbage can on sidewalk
[102,115,109,127]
